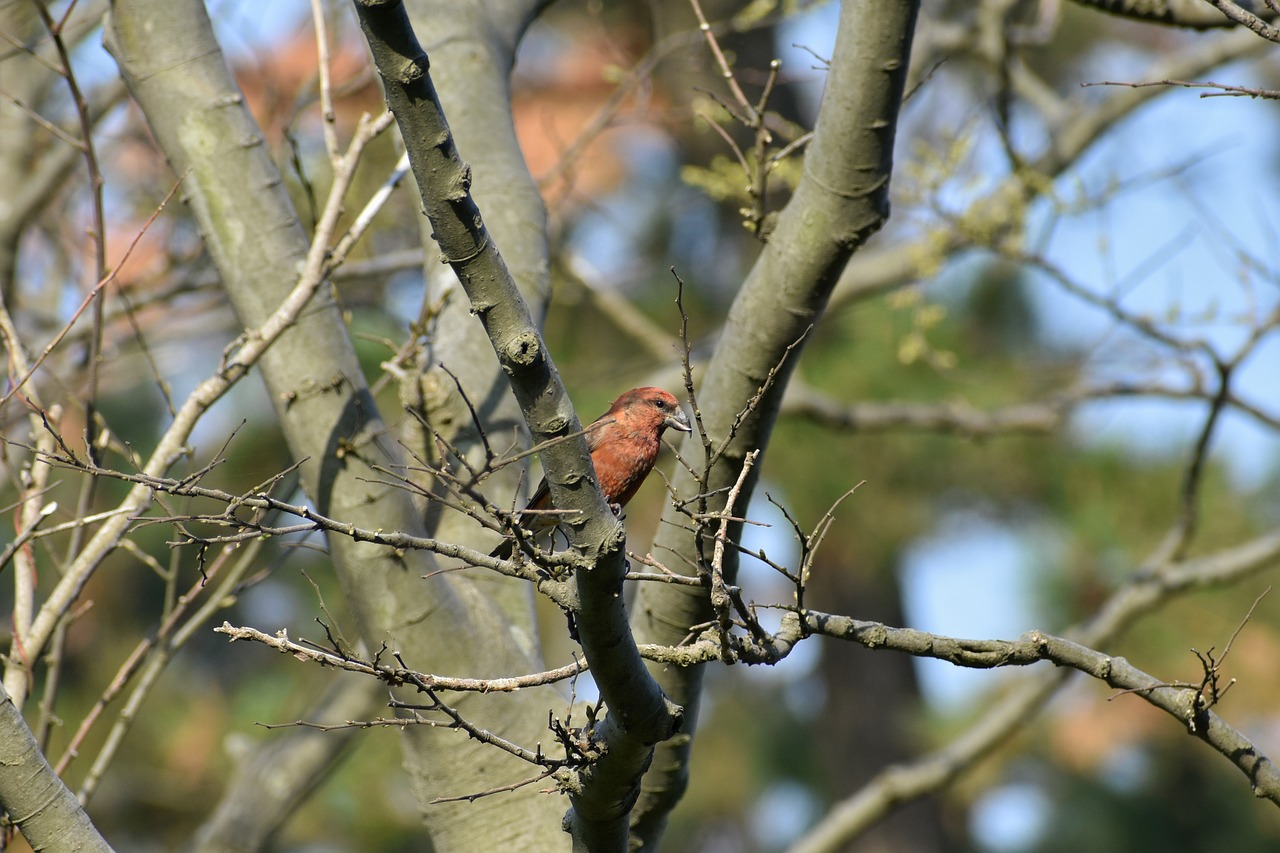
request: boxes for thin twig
[1084,77,1280,100]
[215,623,589,692]
[311,0,340,163]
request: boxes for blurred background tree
[0,0,1278,851]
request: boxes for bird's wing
[526,411,616,513]
[584,412,614,453]
[524,477,552,513]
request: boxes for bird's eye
[654,398,668,409]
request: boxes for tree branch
[108,3,571,849]
[350,2,679,847]
[1074,0,1278,28]
[629,1,922,846]
[790,521,1280,850]
[0,681,113,852]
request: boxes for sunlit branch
[790,518,1280,850]
[2,104,401,705]
[70,538,265,806]
[1202,0,1280,39]
[217,622,588,693]
[781,378,1280,435]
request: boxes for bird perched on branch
[491,387,692,559]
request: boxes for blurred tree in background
[1,0,1279,851]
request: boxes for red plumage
[491,387,691,558]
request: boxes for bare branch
[215,623,588,693]
[1085,77,1280,98]
[1201,0,1280,39]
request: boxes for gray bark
[350,2,681,848]
[105,1,568,849]
[627,1,922,847]
[1075,0,1278,28]
[0,681,115,852]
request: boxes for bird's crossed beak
[665,407,692,434]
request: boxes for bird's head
[612,387,692,435]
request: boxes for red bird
[491,387,692,558]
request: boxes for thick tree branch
[108,1,569,849]
[629,1,921,847]
[399,0,553,630]
[350,2,678,847]
[0,681,113,852]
